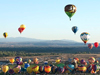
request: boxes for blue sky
[0,0,100,43]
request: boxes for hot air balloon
[2,65,9,73]
[13,67,20,74]
[3,32,8,38]
[18,27,23,33]
[58,67,65,73]
[8,69,14,74]
[24,63,30,69]
[15,57,22,65]
[51,66,57,74]
[27,59,31,63]
[9,58,15,64]
[27,67,33,74]
[39,66,44,73]
[44,66,51,73]
[87,64,97,74]
[88,44,93,49]
[72,26,78,34]
[88,57,95,64]
[78,65,87,73]
[64,4,76,21]
[94,42,99,48]
[66,64,74,73]
[32,66,39,73]
[80,32,90,44]
[33,58,39,64]
[20,24,26,31]
[80,59,86,64]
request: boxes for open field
[0,54,100,61]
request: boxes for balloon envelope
[18,28,23,33]
[94,42,99,48]
[88,44,93,49]
[3,32,8,38]
[27,67,32,74]
[64,4,76,21]
[20,24,26,29]
[2,65,9,73]
[24,63,30,69]
[72,26,78,34]
[9,58,15,64]
[80,32,90,44]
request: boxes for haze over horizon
[0,0,99,43]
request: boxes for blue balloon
[24,63,30,69]
[72,26,78,34]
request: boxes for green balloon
[64,4,76,21]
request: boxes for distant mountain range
[0,37,87,47]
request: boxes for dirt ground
[0,54,100,62]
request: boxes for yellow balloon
[9,58,15,64]
[13,67,20,74]
[20,24,26,28]
[32,66,39,73]
[3,32,8,38]
[2,65,9,73]
[56,59,61,63]
[27,67,33,74]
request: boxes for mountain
[0,37,85,47]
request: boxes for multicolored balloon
[32,66,39,73]
[15,57,22,65]
[78,65,87,73]
[72,26,78,34]
[39,66,44,73]
[88,57,95,64]
[3,32,8,38]
[64,4,76,21]
[80,32,90,44]
[94,42,99,48]
[88,44,93,49]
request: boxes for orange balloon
[9,58,15,64]
[44,66,51,73]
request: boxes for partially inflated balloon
[88,44,93,49]
[94,42,99,48]
[3,32,8,38]
[2,65,9,73]
[27,67,33,74]
[72,26,78,34]
[13,67,20,74]
[80,32,90,44]
[64,4,76,21]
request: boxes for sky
[0,0,100,43]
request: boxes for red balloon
[18,28,23,33]
[21,28,25,31]
[88,44,93,49]
[94,42,99,48]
